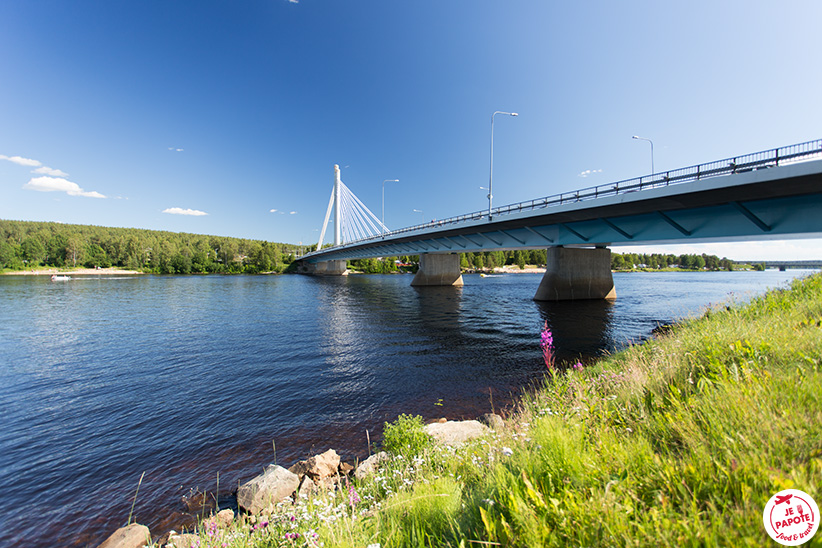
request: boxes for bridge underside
[302,191,822,260]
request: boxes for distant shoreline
[2,267,143,276]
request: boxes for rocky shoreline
[96,414,504,548]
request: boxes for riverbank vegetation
[610,251,737,271]
[0,220,297,274]
[153,273,821,547]
[0,219,766,276]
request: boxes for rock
[354,451,388,480]
[202,508,234,530]
[424,420,489,446]
[307,449,341,480]
[437,417,447,423]
[97,523,151,548]
[478,413,505,430]
[166,533,199,548]
[298,475,319,496]
[338,461,354,476]
[237,465,299,514]
[288,449,341,483]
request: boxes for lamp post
[382,178,399,234]
[489,111,518,219]
[413,209,424,224]
[632,135,654,175]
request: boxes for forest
[1,219,742,275]
[0,220,297,274]
[351,249,740,273]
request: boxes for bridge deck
[302,140,822,263]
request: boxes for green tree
[0,241,22,269]
[514,250,526,269]
[21,237,46,265]
[65,236,84,267]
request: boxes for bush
[382,414,434,456]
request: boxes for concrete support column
[313,259,348,276]
[534,247,616,301]
[411,253,464,287]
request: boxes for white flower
[502,447,514,457]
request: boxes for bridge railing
[305,138,822,256]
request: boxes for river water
[0,270,812,547]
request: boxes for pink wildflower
[540,322,555,370]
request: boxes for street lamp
[489,111,518,219]
[382,178,399,234]
[413,209,424,224]
[632,135,654,175]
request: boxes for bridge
[298,139,822,300]
[735,260,822,270]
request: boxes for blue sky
[1,0,821,259]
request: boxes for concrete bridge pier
[304,259,348,276]
[534,247,616,301]
[411,253,464,287]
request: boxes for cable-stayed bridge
[298,139,822,300]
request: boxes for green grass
[165,273,822,548]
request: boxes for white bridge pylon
[317,164,388,251]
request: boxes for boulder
[165,533,199,548]
[478,413,505,430]
[202,508,234,530]
[424,420,489,446]
[354,451,388,480]
[97,523,151,548]
[298,475,319,497]
[237,465,299,514]
[288,449,340,483]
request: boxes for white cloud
[168,147,184,152]
[270,209,287,214]
[578,169,603,178]
[1,155,42,167]
[289,211,298,215]
[288,0,299,3]
[163,207,208,216]
[33,166,70,177]
[23,176,106,198]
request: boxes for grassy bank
[159,274,822,547]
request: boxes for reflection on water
[535,298,616,364]
[0,269,813,547]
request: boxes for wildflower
[572,361,583,370]
[540,321,555,370]
[348,483,360,507]
[502,447,513,457]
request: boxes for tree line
[351,250,740,273]
[1,219,744,275]
[0,220,297,274]
[611,251,735,271]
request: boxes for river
[0,269,812,547]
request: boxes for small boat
[51,274,71,281]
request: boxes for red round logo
[763,489,819,545]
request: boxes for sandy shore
[491,266,546,274]
[3,267,143,276]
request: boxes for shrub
[382,414,434,456]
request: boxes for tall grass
[169,273,822,548]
